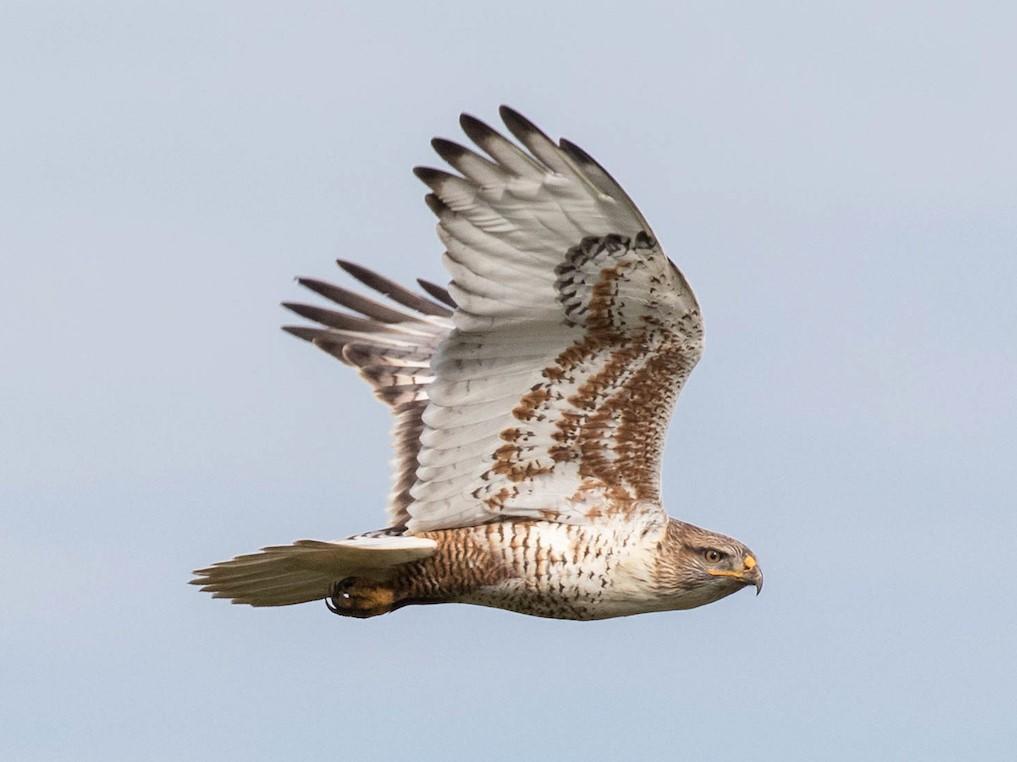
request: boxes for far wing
[282,263,455,528]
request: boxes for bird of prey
[192,106,762,620]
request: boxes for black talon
[326,579,350,614]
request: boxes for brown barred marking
[482,486,514,511]
[489,444,553,483]
[379,519,655,620]
[485,232,699,515]
[512,385,552,421]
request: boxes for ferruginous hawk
[192,107,762,620]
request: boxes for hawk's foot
[326,578,396,619]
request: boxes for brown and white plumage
[192,107,762,620]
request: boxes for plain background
[3,2,1015,760]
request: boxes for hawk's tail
[190,535,437,607]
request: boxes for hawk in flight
[192,107,762,620]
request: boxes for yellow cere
[744,555,757,570]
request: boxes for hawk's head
[654,519,763,609]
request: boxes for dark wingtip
[498,104,528,130]
[281,301,310,318]
[281,302,370,332]
[296,277,367,312]
[499,105,547,142]
[335,258,453,318]
[412,165,450,189]
[431,137,467,164]
[459,112,498,144]
[300,276,338,292]
[559,137,595,165]
[335,260,379,292]
[417,278,456,308]
[281,325,320,342]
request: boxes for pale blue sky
[3,2,1016,759]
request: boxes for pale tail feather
[191,535,437,607]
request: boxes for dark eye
[704,549,722,563]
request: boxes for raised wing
[286,107,703,533]
[407,109,702,532]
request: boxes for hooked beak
[706,554,763,595]
[745,554,763,596]
[752,567,763,595]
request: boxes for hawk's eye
[704,549,722,563]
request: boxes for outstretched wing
[286,107,703,533]
[406,108,703,531]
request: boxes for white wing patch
[408,229,701,532]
